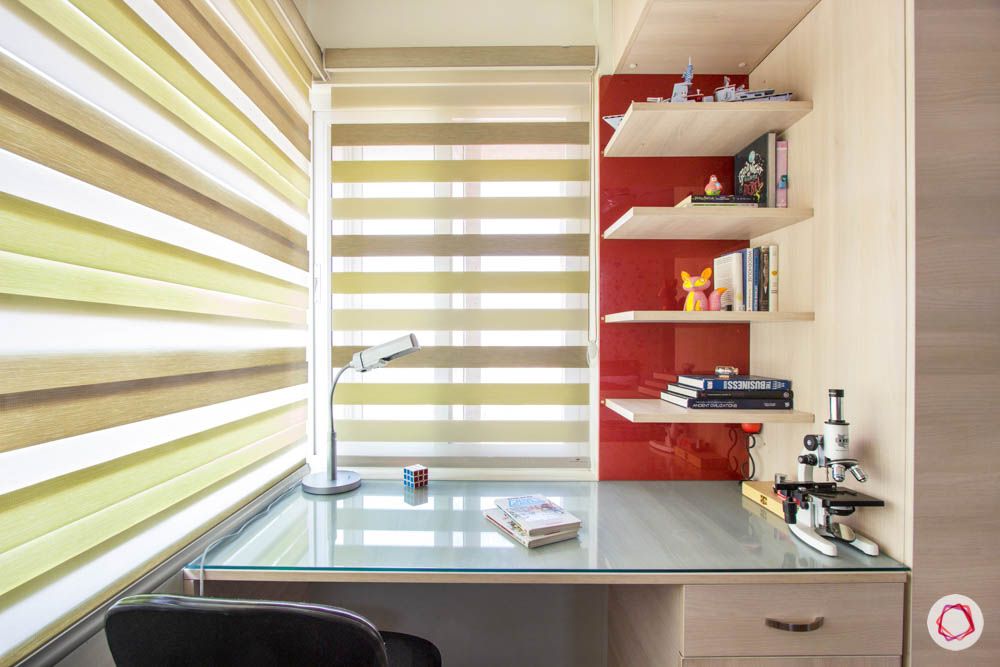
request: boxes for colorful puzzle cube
[403,464,428,488]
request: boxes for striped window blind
[326,64,593,473]
[0,0,321,662]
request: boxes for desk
[186,481,907,665]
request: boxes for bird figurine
[704,175,723,196]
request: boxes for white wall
[296,0,596,48]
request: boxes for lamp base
[302,469,362,495]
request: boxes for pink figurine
[705,174,723,196]
[681,268,727,311]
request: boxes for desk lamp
[303,334,420,495]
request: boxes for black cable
[745,434,757,481]
[196,481,301,596]
[726,426,741,476]
[728,428,758,481]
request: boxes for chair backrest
[105,594,390,667]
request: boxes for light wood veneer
[604,102,812,157]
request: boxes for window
[325,68,593,473]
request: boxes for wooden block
[741,480,785,518]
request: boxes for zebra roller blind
[0,0,321,662]
[327,63,593,473]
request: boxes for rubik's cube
[403,464,428,488]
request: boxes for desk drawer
[682,583,903,657]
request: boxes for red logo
[936,603,976,642]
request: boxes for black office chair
[105,594,441,667]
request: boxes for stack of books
[660,374,793,410]
[484,495,581,548]
[713,246,778,312]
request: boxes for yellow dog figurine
[681,268,727,311]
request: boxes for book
[734,132,777,207]
[660,391,794,410]
[776,140,788,208]
[752,247,761,311]
[732,250,746,311]
[743,248,752,312]
[712,253,737,310]
[484,509,579,548]
[494,495,581,536]
[767,244,779,312]
[666,383,792,400]
[677,375,793,391]
[675,194,758,208]
[760,246,770,312]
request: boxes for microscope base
[845,530,880,556]
[790,523,881,557]
[791,523,839,557]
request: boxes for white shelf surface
[603,311,814,323]
[603,206,813,240]
[603,101,813,157]
[604,398,814,424]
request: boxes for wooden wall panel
[748,0,908,558]
[911,1,1000,664]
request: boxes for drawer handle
[765,616,825,632]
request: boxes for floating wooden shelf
[613,0,820,75]
[603,101,813,157]
[604,398,814,424]
[603,206,813,240]
[603,311,814,323]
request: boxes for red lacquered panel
[598,74,752,481]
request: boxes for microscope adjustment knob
[803,434,821,451]
[797,454,817,466]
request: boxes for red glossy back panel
[598,74,751,480]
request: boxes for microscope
[773,389,884,557]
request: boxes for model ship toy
[773,389,885,557]
[601,60,798,136]
[655,62,795,104]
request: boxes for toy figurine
[715,76,737,102]
[403,464,428,488]
[670,56,694,102]
[681,268,727,311]
[704,175,723,196]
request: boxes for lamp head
[350,334,420,372]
